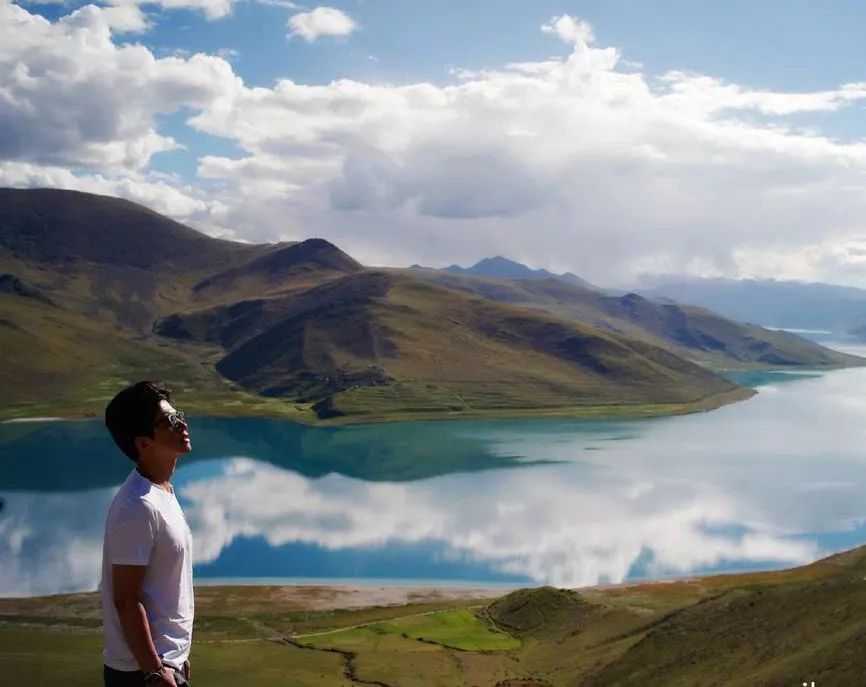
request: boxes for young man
[102,381,194,686]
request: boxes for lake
[4,347,866,597]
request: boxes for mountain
[397,269,861,370]
[0,188,858,422]
[422,255,598,289]
[0,188,257,271]
[192,238,363,301]
[0,187,266,331]
[157,269,747,419]
[637,275,866,336]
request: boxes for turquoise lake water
[4,343,866,597]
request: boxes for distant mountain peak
[479,255,519,265]
[442,255,596,290]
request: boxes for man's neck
[136,459,176,492]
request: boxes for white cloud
[216,46,240,61]
[7,4,866,285]
[179,22,866,283]
[252,0,299,7]
[107,0,234,21]
[288,6,357,42]
[119,0,302,21]
[0,0,240,170]
[0,160,225,220]
[98,3,151,32]
[541,14,595,46]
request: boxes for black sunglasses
[155,411,186,431]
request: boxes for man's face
[152,399,192,455]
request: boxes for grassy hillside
[5,546,866,685]
[0,188,856,423]
[399,268,862,370]
[157,270,750,420]
[0,188,259,271]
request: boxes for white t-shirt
[101,469,194,671]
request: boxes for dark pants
[104,664,189,686]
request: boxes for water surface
[4,358,866,597]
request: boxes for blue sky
[32,0,866,151]
[5,0,866,285]
[25,0,864,89]
[155,0,861,174]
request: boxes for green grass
[315,382,754,425]
[301,607,520,652]
[8,547,866,686]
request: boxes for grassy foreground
[5,546,866,686]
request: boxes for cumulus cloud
[541,14,595,46]
[182,25,866,283]
[111,0,234,21]
[288,6,357,42]
[7,3,866,285]
[0,0,240,171]
[100,3,151,32]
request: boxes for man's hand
[154,668,178,686]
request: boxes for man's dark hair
[105,381,173,462]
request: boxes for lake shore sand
[0,583,513,612]
[196,583,513,611]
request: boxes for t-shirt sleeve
[106,499,159,566]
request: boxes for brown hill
[0,188,857,422]
[158,270,748,419]
[0,188,269,331]
[398,268,861,369]
[0,187,257,270]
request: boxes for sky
[4,0,866,287]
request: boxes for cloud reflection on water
[4,367,866,596]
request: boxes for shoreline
[1,416,67,424]
[0,552,827,605]
[0,385,757,427]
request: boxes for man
[101,381,194,686]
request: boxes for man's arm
[113,564,177,686]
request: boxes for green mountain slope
[0,188,257,270]
[0,188,857,422]
[398,268,861,369]
[0,188,269,331]
[157,269,750,419]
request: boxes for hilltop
[414,254,599,289]
[0,188,859,422]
